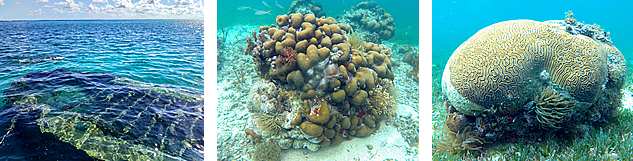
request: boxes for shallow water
[0,20,204,160]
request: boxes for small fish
[237,6,251,10]
[262,0,271,8]
[255,10,271,15]
[275,0,283,10]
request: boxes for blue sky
[0,0,204,19]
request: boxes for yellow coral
[443,20,624,115]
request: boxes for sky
[0,0,204,19]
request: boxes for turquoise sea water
[0,20,204,160]
[433,0,633,65]
[217,0,419,46]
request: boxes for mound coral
[245,12,397,152]
[442,19,625,116]
[438,13,627,153]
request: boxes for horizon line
[0,18,204,21]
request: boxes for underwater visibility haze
[0,20,204,160]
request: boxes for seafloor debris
[435,13,626,153]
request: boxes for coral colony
[434,12,626,153]
[243,1,399,158]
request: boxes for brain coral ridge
[442,20,626,116]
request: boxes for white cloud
[92,0,107,3]
[29,9,45,15]
[0,0,4,6]
[54,0,83,13]
[43,5,54,7]
[37,0,49,3]
[173,0,192,5]
[85,3,100,13]
[13,1,19,4]
[52,8,65,13]
[82,0,203,18]
[114,0,132,8]
[101,4,116,13]
[55,0,81,8]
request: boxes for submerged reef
[400,45,419,81]
[244,12,398,153]
[287,0,326,18]
[435,13,627,153]
[336,1,396,42]
[1,69,204,160]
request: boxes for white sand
[281,122,416,161]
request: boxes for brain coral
[442,20,626,116]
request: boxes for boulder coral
[438,13,626,152]
[442,20,625,116]
[245,12,398,152]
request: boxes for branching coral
[535,88,574,129]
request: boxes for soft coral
[279,47,297,65]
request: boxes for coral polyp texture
[336,1,396,42]
[436,13,626,152]
[245,13,397,153]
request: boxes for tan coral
[442,20,624,116]
[306,102,330,124]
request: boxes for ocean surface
[0,20,204,160]
[433,0,633,65]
